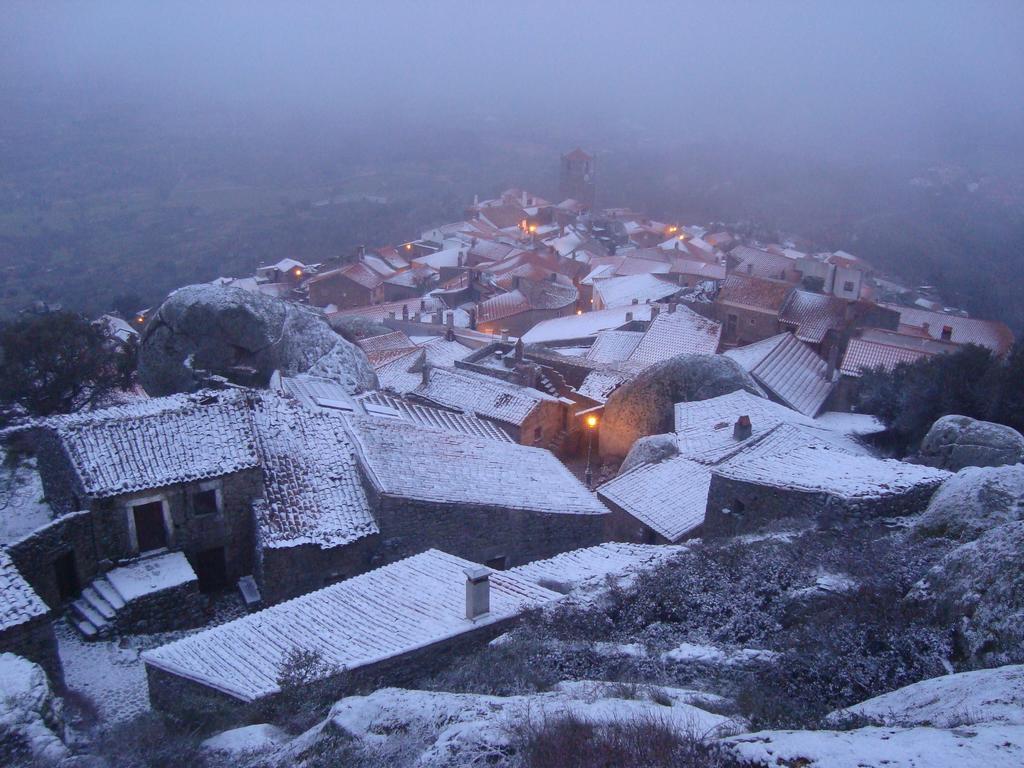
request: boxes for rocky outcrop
[918,415,1024,471]
[599,355,762,459]
[276,683,735,767]
[912,464,1024,542]
[907,521,1024,664]
[138,284,377,396]
[0,654,68,766]
[618,433,679,474]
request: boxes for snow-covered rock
[138,283,377,396]
[908,521,1024,664]
[918,414,1024,471]
[201,723,288,755]
[600,354,762,459]
[721,724,1024,767]
[618,432,679,473]
[912,464,1024,542]
[280,684,737,767]
[0,654,68,765]
[828,665,1024,728]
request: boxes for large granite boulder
[138,284,377,396]
[907,520,1024,665]
[912,464,1024,542]
[599,354,762,460]
[618,433,680,474]
[918,415,1024,471]
[0,654,68,766]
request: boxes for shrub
[509,713,744,768]
[263,647,346,734]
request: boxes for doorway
[133,501,167,553]
[53,550,79,602]
[193,547,227,593]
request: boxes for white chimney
[464,566,491,620]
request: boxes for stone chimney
[445,326,456,342]
[650,305,660,319]
[625,311,633,322]
[668,302,678,314]
[402,304,409,320]
[388,311,397,320]
[421,363,431,387]
[468,307,477,330]
[514,338,524,362]
[464,566,491,620]
[420,299,426,311]
[746,263,754,275]
[733,415,752,441]
[631,298,639,305]
[433,309,443,325]
[446,311,455,328]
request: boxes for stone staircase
[70,575,126,640]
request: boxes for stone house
[410,366,569,448]
[0,550,60,683]
[307,262,385,309]
[713,273,794,346]
[33,391,265,594]
[704,423,949,536]
[142,550,562,718]
[475,277,578,337]
[344,415,609,569]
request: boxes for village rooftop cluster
[0,149,1015,719]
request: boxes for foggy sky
[3,1,1023,160]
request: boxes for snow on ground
[721,724,1024,767]
[815,411,887,435]
[661,642,778,667]
[828,665,1024,728]
[105,551,197,602]
[0,453,54,545]
[201,723,287,755]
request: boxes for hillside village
[2,150,1024,767]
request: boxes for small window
[842,280,855,292]
[192,489,219,517]
[485,555,508,570]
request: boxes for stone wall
[704,474,942,537]
[373,494,607,568]
[0,617,63,686]
[6,511,98,609]
[256,534,381,605]
[113,577,205,635]
[714,304,781,346]
[477,305,575,337]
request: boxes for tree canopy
[856,344,1024,453]
[0,311,128,419]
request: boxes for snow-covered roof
[814,412,886,436]
[252,395,377,550]
[347,416,608,516]
[879,303,1014,354]
[142,549,562,702]
[576,369,630,403]
[411,368,557,427]
[729,245,794,280]
[375,337,475,394]
[329,296,451,324]
[522,305,656,344]
[0,550,48,632]
[413,247,465,271]
[52,390,261,499]
[714,423,948,498]
[509,542,684,593]
[476,281,577,324]
[724,333,834,417]
[673,390,871,462]
[779,290,848,344]
[839,329,955,377]
[592,274,678,309]
[357,392,513,443]
[585,330,644,364]
[627,306,722,365]
[598,456,712,542]
[277,375,362,414]
[716,274,794,313]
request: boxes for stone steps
[68,575,127,640]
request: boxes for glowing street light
[586,414,599,429]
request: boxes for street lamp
[584,414,599,488]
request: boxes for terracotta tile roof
[670,258,726,281]
[357,392,513,443]
[730,245,795,280]
[585,331,644,364]
[478,205,528,231]
[411,367,557,427]
[374,338,474,394]
[724,333,834,417]
[879,304,1014,354]
[839,329,957,377]
[716,274,794,313]
[593,274,679,309]
[357,331,416,358]
[477,280,577,323]
[598,457,711,542]
[628,306,722,365]
[252,395,377,550]
[0,550,48,632]
[779,290,849,344]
